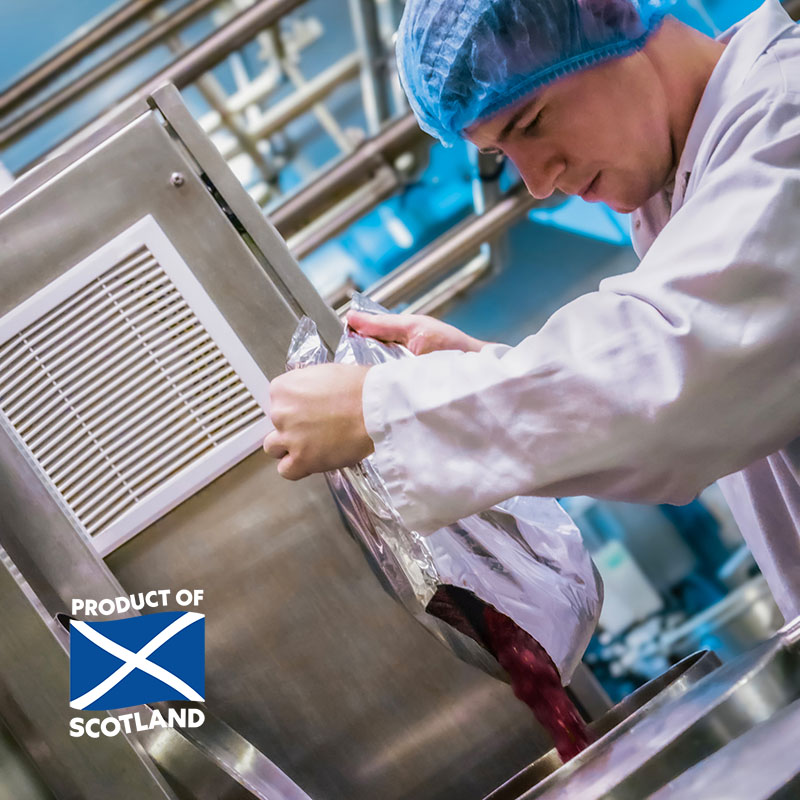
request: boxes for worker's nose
[515,153,566,200]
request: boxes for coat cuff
[362,359,438,534]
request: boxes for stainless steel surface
[0,454,312,800]
[564,663,613,724]
[0,0,222,149]
[484,650,721,800]
[0,112,303,374]
[0,545,178,800]
[0,0,163,116]
[0,720,54,800]
[140,703,313,800]
[0,96,587,799]
[649,697,800,800]
[149,82,343,350]
[269,111,425,239]
[0,291,312,799]
[662,574,784,661]
[365,182,544,309]
[107,452,556,800]
[159,24,280,187]
[0,108,322,797]
[523,620,800,799]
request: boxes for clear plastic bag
[287,295,602,683]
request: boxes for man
[264,0,800,619]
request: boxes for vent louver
[0,216,270,555]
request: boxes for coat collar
[672,0,797,211]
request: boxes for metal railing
[1,0,547,317]
[0,0,164,116]
[0,0,223,149]
[324,182,565,317]
[7,0,311,177]
[270,111,424,237]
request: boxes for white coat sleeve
[362,91,800,535]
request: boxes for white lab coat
[362,0,800,620]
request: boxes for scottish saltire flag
[69,611,204,710]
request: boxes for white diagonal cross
[70,612,204,710]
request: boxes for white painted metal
[0,215,271,556]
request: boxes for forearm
[364,284,800,534]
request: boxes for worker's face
[464,53,674,214]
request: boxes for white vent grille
[0,216,271,555]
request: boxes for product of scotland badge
[69,611,205,711]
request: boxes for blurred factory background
[1,1,798,798]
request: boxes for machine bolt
[170,172,185,188]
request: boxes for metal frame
[348,0,393,134]
[216,52,362,160]
[148,82,342,349]
[0,542,178,800]
[2,0,414,275]
[0,90,330,800]
[268,111,424,237]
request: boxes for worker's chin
[601,175,660,214]
[606,198,639,214]
[603,185,650,215]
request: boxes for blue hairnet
[397,0,674,145]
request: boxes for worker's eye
[522,111,542,137]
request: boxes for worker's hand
[263,363,374,480]
[347,310,487,355]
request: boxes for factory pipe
[364,181,545,309]
[270,111,425,238]
[0,0,164,117]
[0,0,224,148]
[11,0,309,176]
[219,52,362,160]
[404,252,493,316]
[287,166,399,259]
[348,0,393,134]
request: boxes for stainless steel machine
[484,618,800,799]
[0,84,608,800]
[5,12,800,797]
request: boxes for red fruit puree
[426,585,592,762]
[483,604,592,761]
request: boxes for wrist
[352,365,375,457]
[464,334,489,352]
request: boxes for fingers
[263,430,288,459]
[264,432,309,480]
[276,454,310,481]
[346,310,415,344]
